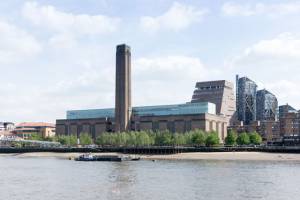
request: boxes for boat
[75,153,140,162]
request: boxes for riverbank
[2,152,300,161]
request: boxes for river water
[0,156,300,200]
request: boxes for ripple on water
[0,157,300,200]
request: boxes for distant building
[279,104,297,118]
[258,121,280,142]
[279,105,300,145]
[230,76,281,142]
[256,89,278,121]
[228,120,280,142]
[0,122,15,131]
[236,75,257,125]
[279,105,300,137]
[14,122,56,139]
[191,80,236,123]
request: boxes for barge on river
[75,154,140,162]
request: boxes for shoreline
[2,152,300,161]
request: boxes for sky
[0,0,300,123]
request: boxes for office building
[14,122,56,139]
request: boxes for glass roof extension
[67,102,216,120]
[133,102,216,117]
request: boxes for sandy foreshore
[143,152,300,161]
[1,152,300,161]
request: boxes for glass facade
[67,102,216,120]
[67,108,115,119]
[133,102,216,117]
[237,76,257,125]
[256,89,278,121]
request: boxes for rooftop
[16,122,55,128]
[195,80,233,88]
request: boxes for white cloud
[266,80,300,103]
[140,2,208,33]
[134,56,209,80]
[244,33,300,58]
[227,33,300,108]
[222,2,300,17]
[232,33,300,67]
[0,20,41,63]
[0,64,115,122]
[22,1,120,35]
[133,56,218,105]
[48,33,77,49]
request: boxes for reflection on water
[108,162,137,200]
[0,157,300,200]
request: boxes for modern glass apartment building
[256,89,278,121]
[236,76,257,125]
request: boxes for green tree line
[225,131,262,146]
[27,130,262,147]
[95,129,219,147]
[29,130,220,147]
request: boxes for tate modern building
[56,44,235,143]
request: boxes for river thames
[0,156,300,200]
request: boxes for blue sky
[0,0,300,122]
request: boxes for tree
[191,129,206,146]
[184,131,194,145]
[205,132,220,146]
[113,132,128,146]
[127,132,137,146]
[28,133,43,141]
[154,130,173,146]
[95,132,111,146]
[173,133,186,146]
[136,131,151,146]
[56,135,77,146]
[68,135,78,146]
[225,131,237,146]
[79,133,92,145]
[147,130,156,146]
[249,132,262,145]
[236,132,250,145]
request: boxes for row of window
[196,85,224,90]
